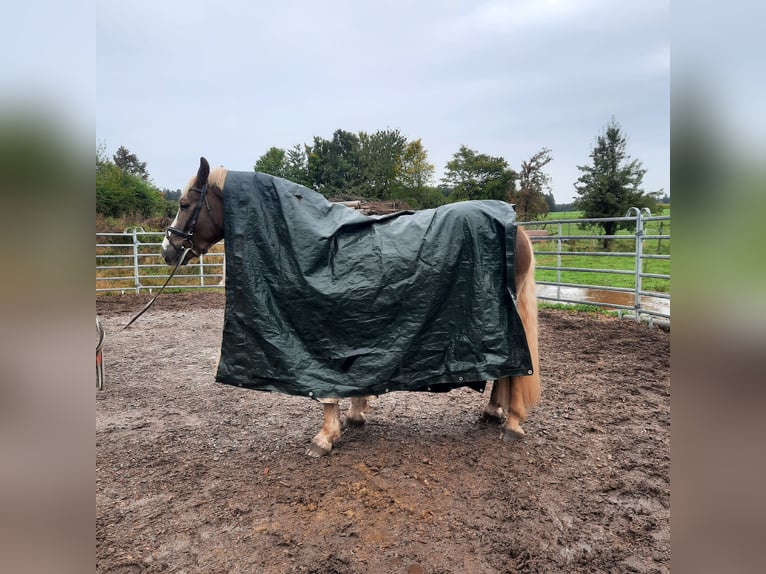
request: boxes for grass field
[521,207,670,293]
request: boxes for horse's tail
[515,227,541,408]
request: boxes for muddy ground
[96,292,670,573]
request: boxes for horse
[162,157,540,457]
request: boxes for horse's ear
[196,157,210,187]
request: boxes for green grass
[538,302,618,316]
[524,206,671,293]
[535,252,670,292]
[534,207,670,236]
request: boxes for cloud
[96,0,669,203]
[469,0,597,32]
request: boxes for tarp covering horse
[215,171,533,398]
[162,157,540,456]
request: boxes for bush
[96,161,166,219]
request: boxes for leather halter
[123,184,222,330]
[165,183,222,258]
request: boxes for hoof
[482,409,505,424]
[345,414,367,428]
[306,442,332,457]
[501,427,525,443]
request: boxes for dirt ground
[96,292,670,574]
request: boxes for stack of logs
[332,200,406,216]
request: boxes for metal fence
[96,209,670,321]
[517,208,670,322]
[96,227,226,294]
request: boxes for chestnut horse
[162,157,540,457]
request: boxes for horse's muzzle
[161,237,191,266]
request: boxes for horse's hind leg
[307,400,342,457]
[484,376,536,441]
[485,376,533,440]
[346,396,371,427]
[499,226,541,442]
[483,379,510,422]
[502,376,529,441]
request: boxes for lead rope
[122,247,191,330]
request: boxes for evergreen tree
[113,145,150,181]
[574,118,660,248]
[284,144,310,186]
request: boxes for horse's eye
[180,203,190,210]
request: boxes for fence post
[626,207,650,321]
[556,222,562,301]
[199,254,205,286]
[132,228,140,294]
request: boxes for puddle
[538,285,669,317]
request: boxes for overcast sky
[97,0,669,204]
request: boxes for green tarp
[215,171,532,398]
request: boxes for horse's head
[161,157,226,266]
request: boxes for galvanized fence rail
[96,210,670,321]
[517,208,670,322]
[96,227,226,294]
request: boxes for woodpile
[331,199,408,216]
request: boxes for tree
[357,129,407,199]
[113,145,150,181]
[97,140,108,164]
[442,145,516,201]
[544,192,556,212]
[97,144,165,219]
[253,145,310,186]
[574,119,660,249]
[398,139,435,190]
[284,144,310,186]
[512,148,553,221]
[162,189,182,202]
[393,139,439,207]
[307,129,364,196]
[305,129,410,199]
[97,160,165,218]
[254,146,288,177]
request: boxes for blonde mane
[209,167,228,191]
[184,166,228,195]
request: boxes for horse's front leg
[307,399,342,457]
[346,396,372,427]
